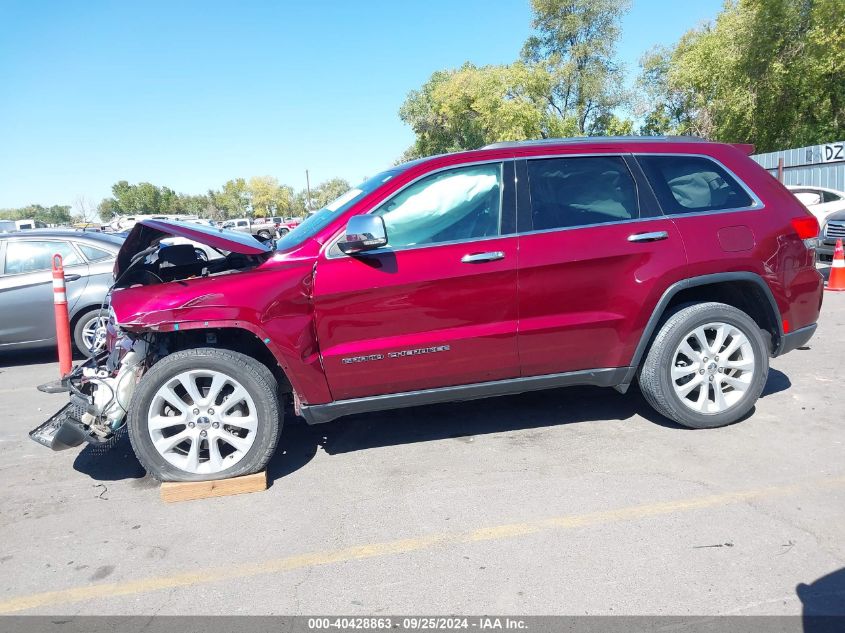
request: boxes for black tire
[127,348,281,481]
[278,228,289,236]
[257,229,272,239]
[72,308,109,357]
[639,302,769,429]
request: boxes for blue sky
[0,0,723,209]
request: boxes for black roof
[482,135,708,150]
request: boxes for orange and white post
[827,239,845,292]
[52,254,73,375]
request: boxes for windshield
[275,167,405,251]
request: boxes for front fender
[110,262,332,404]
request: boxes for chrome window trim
[328,232,513,258]
[517,207,765,239]
[325,157,513,259]
[325,151,765,253]
[514,151,763,236]
[517,214,672,238]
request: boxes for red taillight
[791,216,819,240]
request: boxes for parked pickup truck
[277,217,302,236]
[221,218,276,240]
[30,136,823,482]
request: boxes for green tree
[0,204,72,225]
[399,0,632,158]
[247,176,294,218]
[634,46,703,137]
[521,0,630,134]
[636,0,844,150]
[211,178,250,219]
[99,181,175,218]
[98,198,118,222]
[309,178,351,210]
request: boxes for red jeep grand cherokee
[31,137,823,482]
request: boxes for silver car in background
[0,230,124,356]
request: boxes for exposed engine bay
[32,328,160,449]
[116,242,270,287]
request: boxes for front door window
[373,163,503,248]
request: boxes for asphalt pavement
[0,282,843,616]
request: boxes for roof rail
[481,135,708,150]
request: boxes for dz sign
[822,142,844,163]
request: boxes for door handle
[64,274,82,282]
[461,251,505,263]
[627,231,669,243]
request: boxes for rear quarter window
[638,155,754,214]
[77,243,114,261]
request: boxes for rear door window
[525,156,639,231]
[3,240,82,275]
[638,155,754,214]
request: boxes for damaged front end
[29,218,275,452]
[30,326,152,450]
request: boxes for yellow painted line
[1,474,843,614]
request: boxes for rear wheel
[639,302,768,428]
[257,229,272,240]
[127,348,281,481]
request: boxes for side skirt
[299,367,631,425]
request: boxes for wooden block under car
[160,471,267,503]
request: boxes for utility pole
[305,170,313,214]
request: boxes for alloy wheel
[147,369,259,475]
[82,315,109,354]
[670,321,756,415]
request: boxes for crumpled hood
[114,218,272,278]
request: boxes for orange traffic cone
[827,239,845,292]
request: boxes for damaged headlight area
[30,332,155,451]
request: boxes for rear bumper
[775,323,817,357]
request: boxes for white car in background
[108,213,199,232]
[787,185,845,224]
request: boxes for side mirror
[338,215,388,255]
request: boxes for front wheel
[127,348,281,481]
[73,308,109,357]
[639,302,769,429]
